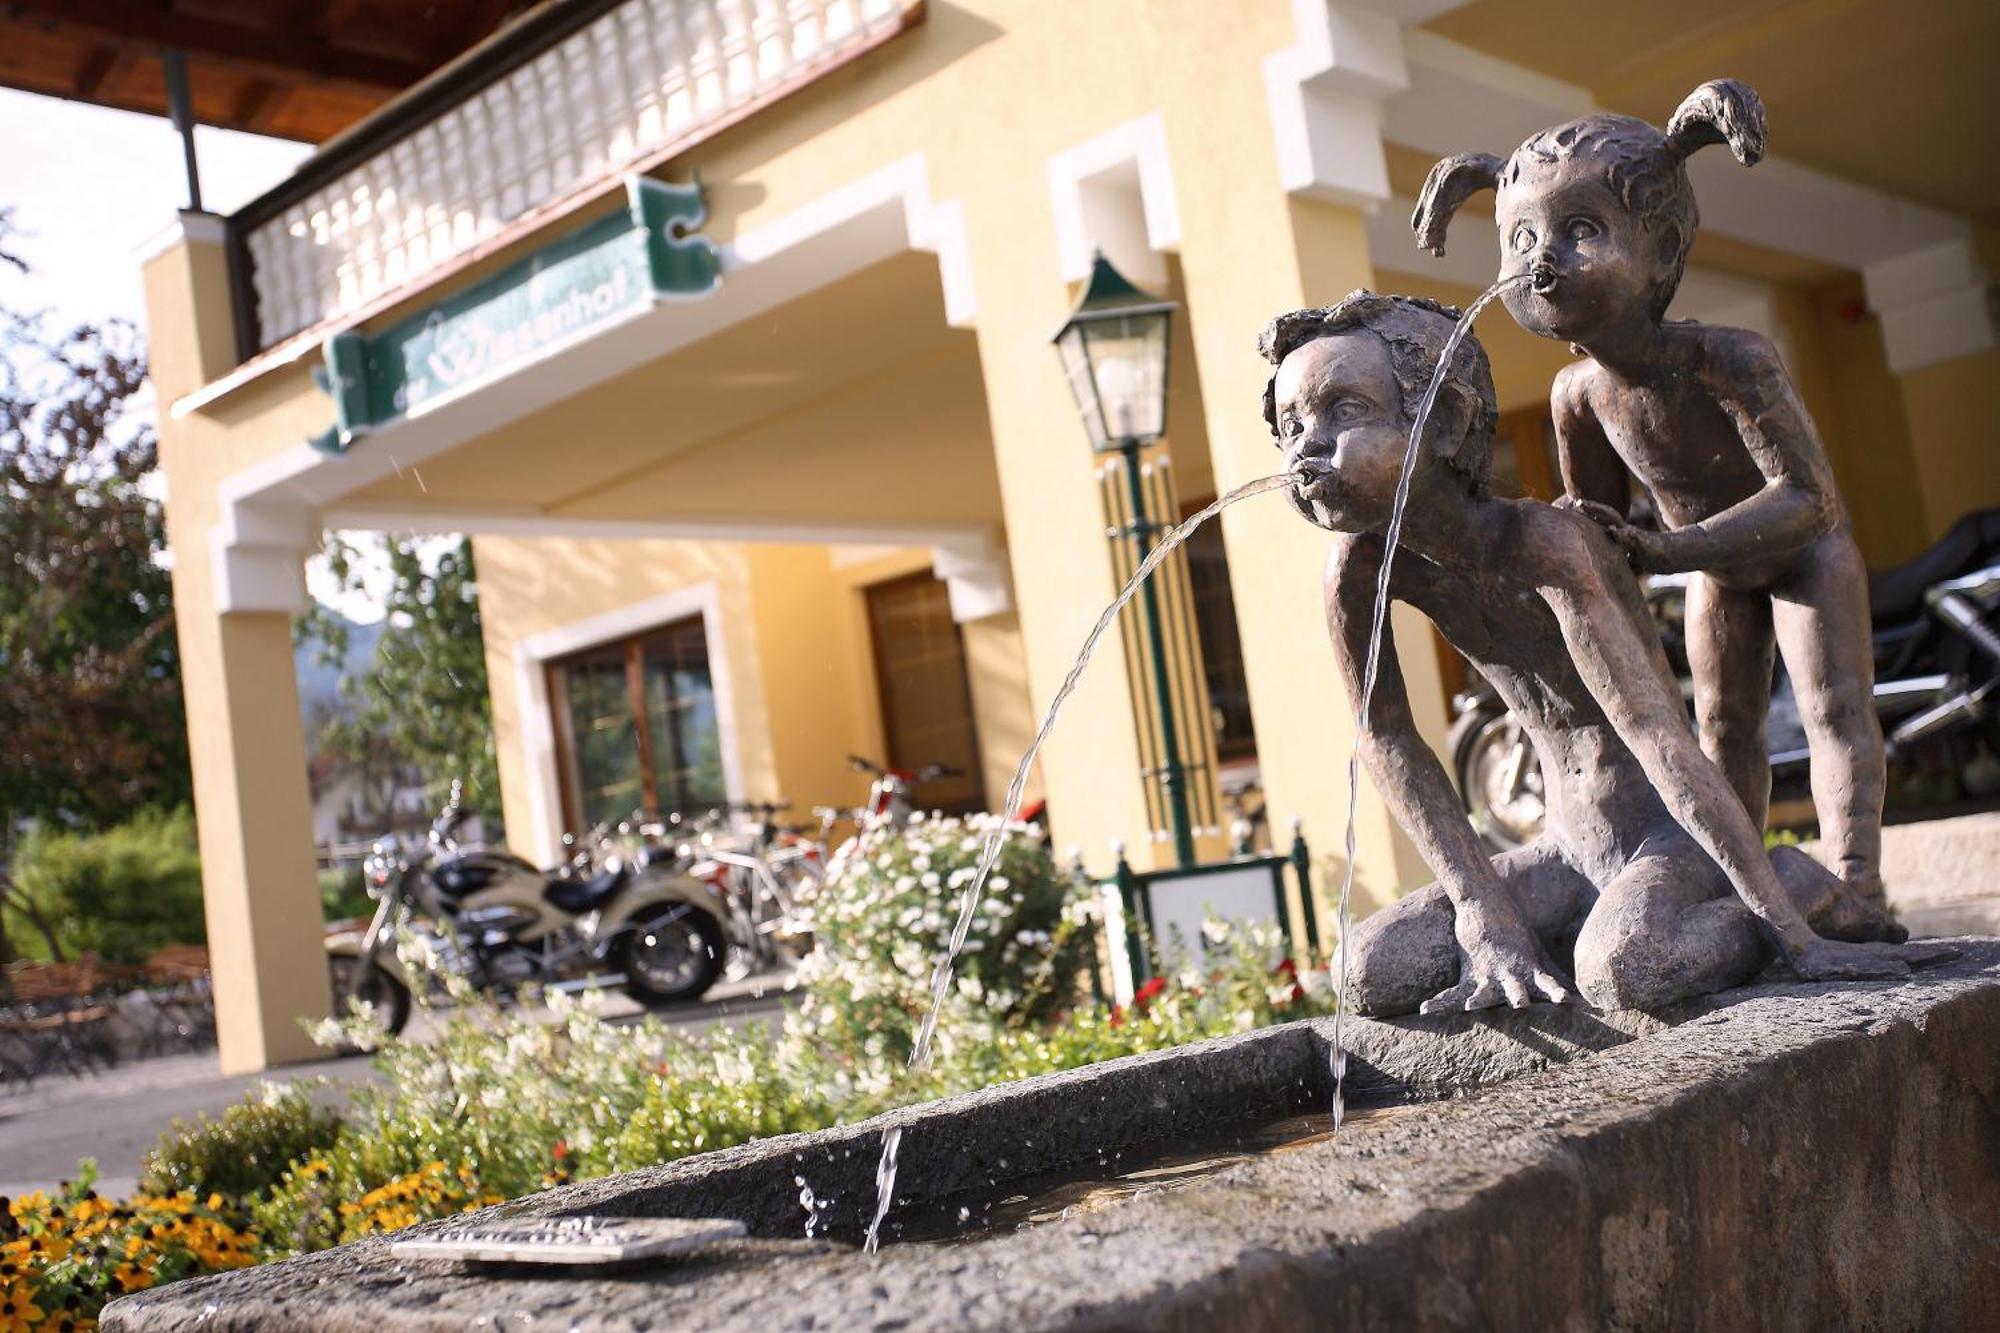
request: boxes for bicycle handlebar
[848,755,966,782]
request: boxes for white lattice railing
[239,0,918,350]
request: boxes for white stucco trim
[511,581,743,867]
[323,504,1013,624]
[1861,239,1998,374]
[322,502,985,549]
[135,209,228,265]
[1263,1,1414,209]
[930,530,1014,624]
[1046,111,1184,287]
[201,155,978,615]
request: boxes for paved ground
[0,970,795,1200]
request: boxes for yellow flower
[115,1263,155,1293]
[0,1289,44,1332]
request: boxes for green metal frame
[1106,824,1320,988]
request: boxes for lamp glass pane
[1080,311,1168,444]
[1054,323,1110,449]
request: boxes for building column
[170,567,332,1073]
[1156,2,1447,921]
[142,216,331,1073]
[948,191,1173,873]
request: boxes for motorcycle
[325,783,734,1036]
[1451,509,2000,849]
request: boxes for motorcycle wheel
[616,905,727,1006]
[326,952,412,1040]
[1449,704,1547,850]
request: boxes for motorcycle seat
[1869,508,2000,622]
[544,867,627,915]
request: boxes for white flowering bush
[108,815,1331,1275]
[792,813,1092,1071]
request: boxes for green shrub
[793,814,1093,1071]
[10,806,204,963]
[319,864,374,922]
[140,1083,345,1201]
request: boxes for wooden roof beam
[0,0,431,96]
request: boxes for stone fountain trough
[106,941,2000,1332]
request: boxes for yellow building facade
[141,0,2000,1071]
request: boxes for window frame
[545,611,722,835]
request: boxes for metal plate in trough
[390,1216,745,1267]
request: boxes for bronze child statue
[1264,291,1943,1014]
[1411,79,1888,903]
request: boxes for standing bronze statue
[1411,80,1888,904]
[1264,292,1944,1015]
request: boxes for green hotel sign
[314,176,719,452]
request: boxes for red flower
[1133,977,1167,1009]
[1108,1004,1126,1029]
[1273,957,1306,1007]
[552,1140,569,1162]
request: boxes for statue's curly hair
[1257,290,1498,497]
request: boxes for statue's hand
[1421,896,1575,1013]
[1555,495,1625,529]
[1557,497,1678,573]
[1788,936,1958,982]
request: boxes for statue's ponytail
[1665,79,1766,167]
[1411,153,1504,258]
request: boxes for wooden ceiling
[0,0,546,144]
[1425,0,2000,227]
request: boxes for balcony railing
[228,0,923,357]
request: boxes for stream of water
[1324,274,1526,1134]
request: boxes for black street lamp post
[1053,254,1196,868]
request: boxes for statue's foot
[1844,871,1888,905]
[1789,936,1957,983]
[1816,877,1906,945]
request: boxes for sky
[0,88,312,333]
[1,88,427,623]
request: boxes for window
[547,616,725,832]
[865,573,986,813]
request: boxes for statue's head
[1259,291,1497,533]
[1410,80,1766,343]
